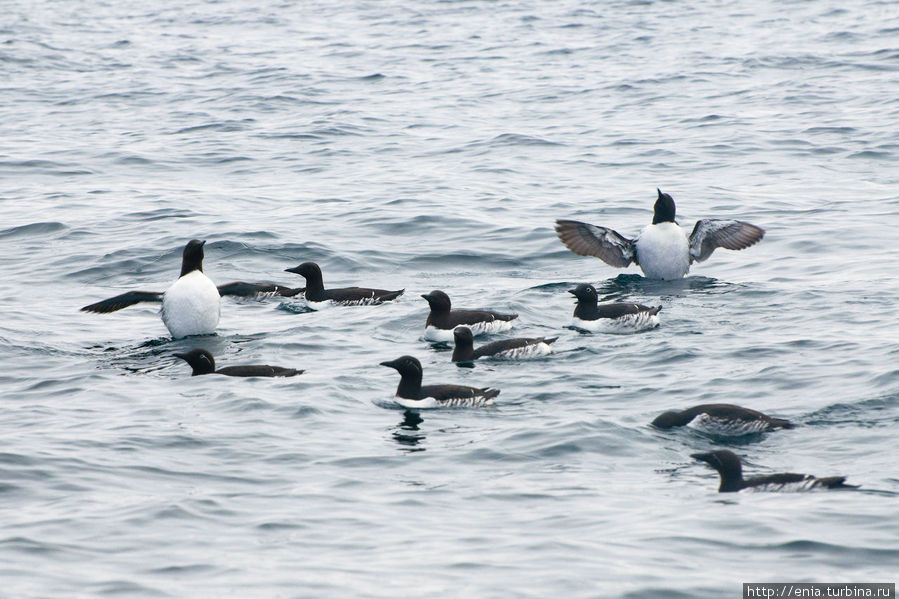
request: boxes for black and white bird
[380,355,500,408]
[284,261,404,306]
[81,239,299,338]
[421,290,518,342]
[691,450,858,493]
[569,284,661,332]
[652,404,794,435]
[174,348,302,377]
[451,326,556,362]
[555,189,765,280]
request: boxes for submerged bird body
[422,290,518,342]
[652,404,794,435]
[555,189,765,280]
[380,355,499,408]
[81,239,298,338]
[174,349,302,377]
[691,450,857,493]
[569,284,661,333]
[285,262,403,306]
[452,326,556,361]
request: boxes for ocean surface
[2,0,898,596]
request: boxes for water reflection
[392,410,426,452]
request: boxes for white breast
[634,223,691,280]
[393,394,496,409]
[572,312,660,334]
[161,271,221,338]
[424,326,455,342]
[394,396,440,409]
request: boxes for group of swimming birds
[81,189,858,493]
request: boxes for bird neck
[452,339,474,362]
[573,298,598,319]
[396,371,422,399]
[302,271,325,298]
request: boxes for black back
[215,365,303,378]
[652,189,677,224]
[180,239,206,277]
[422,290,518,330]
[652,404,794,430]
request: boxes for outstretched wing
[689,219,765,263]
[554,220,636,267]
[80,291,163,313]
[217,282,304,298]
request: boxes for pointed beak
[420,294,431,301]
[379,360,397,369]
[691,452,712,463]
[568,289,578,296]
[657,188,663,198]
[285,266,301,274]
[199,240,206,247]
[173,353,186,360]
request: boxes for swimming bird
[174,348,302,377]
[555,189,765,280]
[284,261,404,305]
[421,290,518,342]
[81,239,298,338]
[451,326,556,362]
[652,404,794,435]
[691,449,858,493]
[380,355,500,408]
[569,284,661,332]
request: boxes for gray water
[2,0,898,597]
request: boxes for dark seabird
[81,239,299,338]
[451,326,557,362]
[555,189,765,280]
[691,449,858,493]
[569,284,661,332]
[284,261,404,305]
[652,404,794,435]
[174,348,302,377]
[380,355,499,408]
[421,290,518,341]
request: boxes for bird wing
[555,220,636,267]
[80,291,163,313]
[327,287,403,303]
[688,219,765,263]
[217,282,304,297]
[216,365,303,377]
